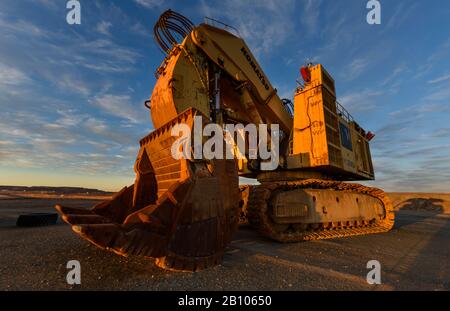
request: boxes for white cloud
[384,2,418,31]
[85,117,109,135]
[0,63,31,96]
[345,57,371,81]
[54,109,86,127]
[0,140,14,146]
[0,63,30,86]
[423,89,450,102]
[34,0,58,10]
[91,94,145,123]
[134,0,164,8]
[428,74,450,84]
[82,63,133,73]
[381,63,408,87]
[338,89,383,113]
[96,21,113,36]
[414,38,450,79]
[81,39,140,64]
[302,0,321,35]
[0,17,46,38]
[388,103,450,120]
[131,22,150,37]
[83,116,138,146]
[56,75,91,96]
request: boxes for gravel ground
[0,197,449,291]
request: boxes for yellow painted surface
[291,64,374,180]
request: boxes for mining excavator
[55,10,395,272]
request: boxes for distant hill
[0,185,112,195]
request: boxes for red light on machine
[300,66,311,83]
[366,131,375,141]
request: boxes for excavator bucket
[55,108,240,271]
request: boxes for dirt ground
[0,193,449,291]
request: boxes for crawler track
[247,179,395,242]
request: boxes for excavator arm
[190,23,293,134]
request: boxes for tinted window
[339,122,353,151]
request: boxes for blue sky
[0,0,449,192]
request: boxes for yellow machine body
[55,10,394,272]
[288,64,374,180]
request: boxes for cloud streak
[134,0,164,9]
[91,94,146,123]
[96,21,113,36]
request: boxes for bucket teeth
[72,223,121,250]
